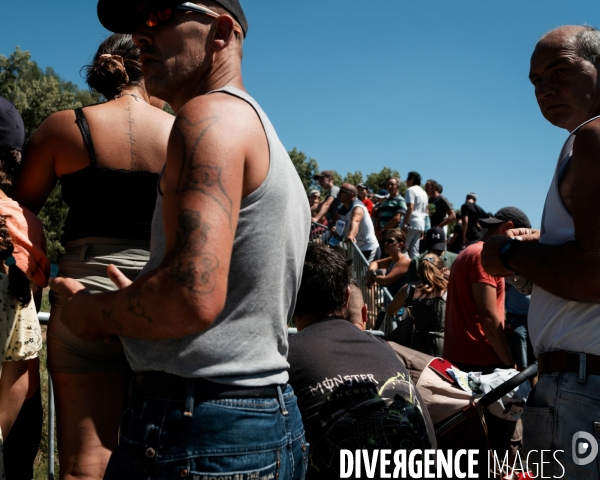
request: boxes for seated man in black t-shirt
[288,244,436,479]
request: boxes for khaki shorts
[47,237,150,373]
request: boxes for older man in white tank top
[482,25,600,479]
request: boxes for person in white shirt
[337,183,380,262]
[403,171,429,259]
[482,25,600,479]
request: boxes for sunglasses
[144,2,242,34]
[339,189,354,195]
[385,239,398,244]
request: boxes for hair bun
[85,34,143,100]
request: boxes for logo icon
[572,431,599,466]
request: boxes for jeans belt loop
[579,353,587,384]
[277,385,288,416]
[184,379,194,417]
[79,243,90,262]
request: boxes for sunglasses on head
[144,2,242,34]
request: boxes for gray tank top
[120,86,311,386]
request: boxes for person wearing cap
[375,177,407,240]
[460,192,488,246]
[336,183,379,262]
[481,26,600,479]
[404,226,458,284]
[52,1,310,478]
[444,207,531,461]
[308,189,321,209]
[356,182,373,215]
[444,206,531,373]
[311,170,340,222]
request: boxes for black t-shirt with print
[428,195,452,226]
[288,319,435,461]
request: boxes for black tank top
[59,107,160,244]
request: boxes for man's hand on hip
[50,277,110,342]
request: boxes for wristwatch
[499,239,521,273]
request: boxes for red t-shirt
[361,198,373,214]
[443,241,505,366]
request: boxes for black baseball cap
[425,226,446,251]
[0,97,25,154]
[479,207,531,229]
[357,182,368,190]
[97,0,248,37]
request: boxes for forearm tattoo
[126,287,154,323]
[166,209,219,295]
[102,307,124,332]
[173,115,234,229]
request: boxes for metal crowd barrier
[38,312,56,480]
[309,222,396,335]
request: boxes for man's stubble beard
[145,56,205,107]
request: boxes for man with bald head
[337,183,380,262]
[482,25,600,479]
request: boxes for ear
[344,286,351,309]
[502,220,514,233]
[212,14,237,50]
[361,303,368,329]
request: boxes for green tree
[329,170,343,189]
[365,167,401,194]
[288,147,320,194]
[0,47,102,263]
[343,170,364,186]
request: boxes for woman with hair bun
[387,253,448,356]
[13,33,174,480]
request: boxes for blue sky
[3,1,600,227]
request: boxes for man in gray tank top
[481,26,600,479]
[52,1,310,478]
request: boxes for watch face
[500,241,512,255]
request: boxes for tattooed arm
[51,93,269,341]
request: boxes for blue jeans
[523,372,600,479]
[104,383,308,480]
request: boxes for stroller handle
[478,362,538,408]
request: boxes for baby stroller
[389,342,537,480]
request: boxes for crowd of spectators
[2,3,600,479]
[308,170,535,374]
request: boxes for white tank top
[340,199,379,251]
[528,115,600,356]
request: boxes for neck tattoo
[113,93,145,102]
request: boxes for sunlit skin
[529,26,600,132]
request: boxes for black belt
[135,372,285,401]
[538,351,600,376]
